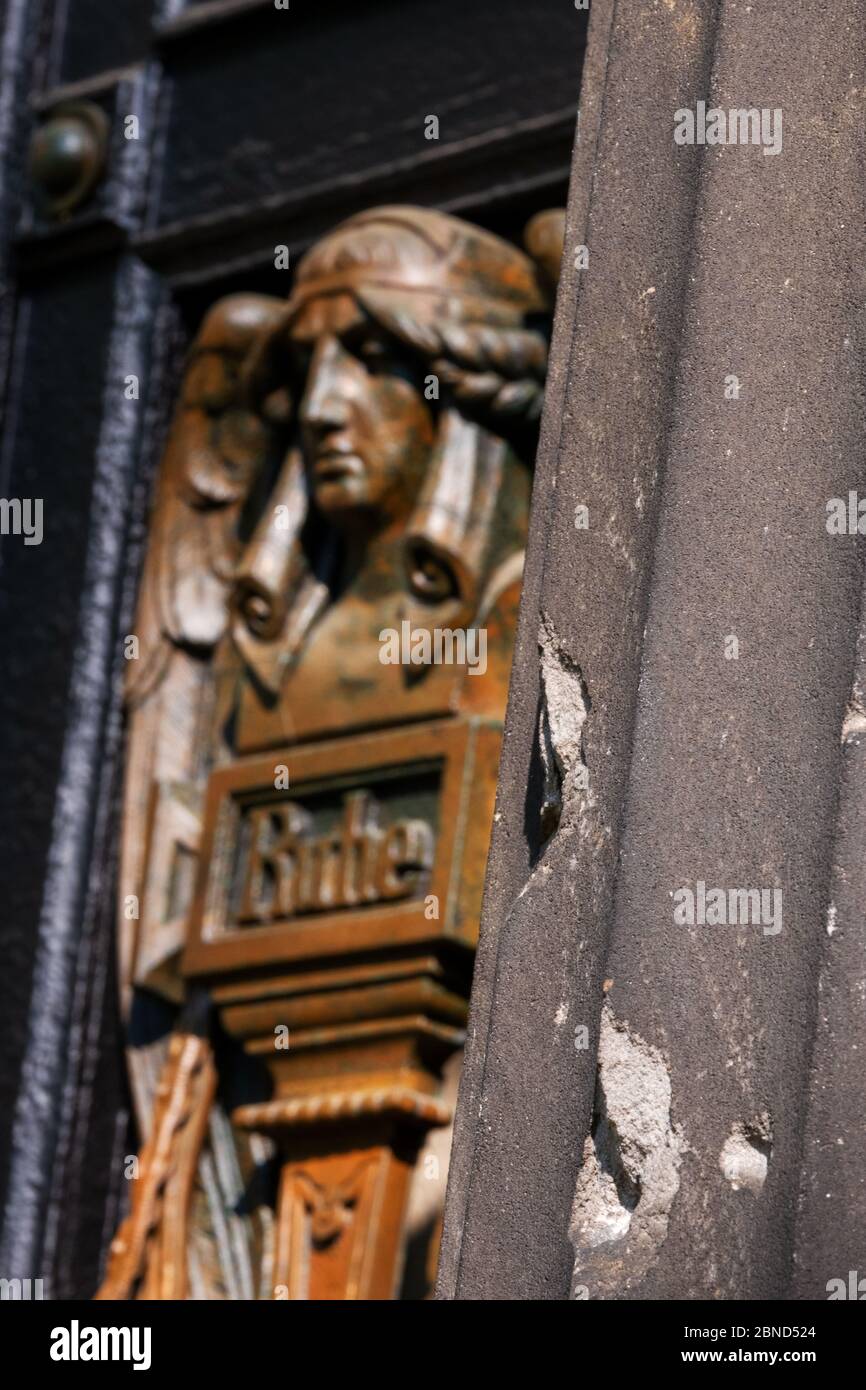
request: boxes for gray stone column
[439,0,866,1300]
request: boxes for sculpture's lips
[313,450,363,482]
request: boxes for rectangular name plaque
[182,716,502,980]
[233,776,439,924]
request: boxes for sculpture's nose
[300,335,353,432]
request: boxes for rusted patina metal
[102,205,561,1300]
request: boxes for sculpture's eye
[408,545,458,603]
[358,335,385,359]
[349,330,417,384]
[355,335,392,371]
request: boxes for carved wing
[114,294,287,1303]
[119,294,285,1024]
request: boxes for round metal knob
[28,101,109,217]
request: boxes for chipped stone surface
[719,1115,772,1195]
[537,612,591,837]
[441,0,732,1300]
[569,1006,685,1297]
[840,696,866,744]
[442,0,866,1301]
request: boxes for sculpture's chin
[312,478,370,517]
[313,478,407,532]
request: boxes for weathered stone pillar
[440,0,866,1300]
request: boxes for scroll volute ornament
[103,205,563,1301]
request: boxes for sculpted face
[291,292,434,530]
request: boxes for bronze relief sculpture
[100,204,562,1300]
